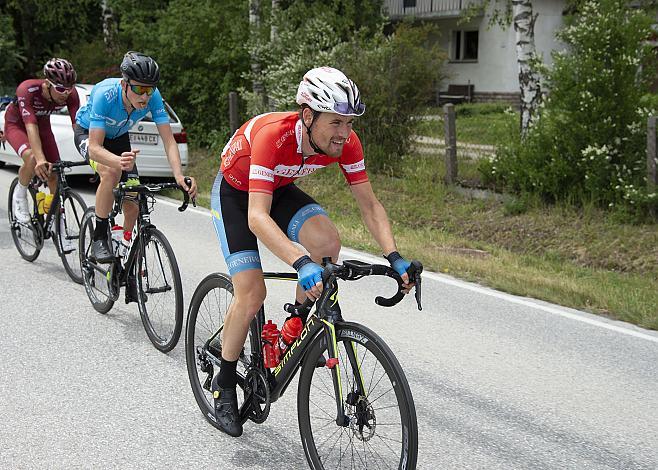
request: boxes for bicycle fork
[321,320,368,428]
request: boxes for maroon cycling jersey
[220,112,369,194]
[4,79,79,128]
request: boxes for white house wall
[438,0,565,93]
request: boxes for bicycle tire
[185,273,260,430]
[54,190,87,284]
[297,321,418,470]
[79,207,115,314]
[136,228,183,352]
[8,177,42,262]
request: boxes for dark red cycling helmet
[43,58,77,87]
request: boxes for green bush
[336,23,447,172]
[110,0,251,147]
[482,0,657,214]
[243,5,447,173]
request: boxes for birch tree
[249,0,267,108]
[512,0,542,135]
[464,0,542,135]
[101,0,118,53]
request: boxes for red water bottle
[262,320,281,368]
[279,316,303,354]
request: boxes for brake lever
[178,177,192,212]
[409,261,423,311]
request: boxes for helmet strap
[302,109,325,155]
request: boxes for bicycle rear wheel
[135,228,183,352]
[8,177,43,262]
[54,190,87,284]
[297,321,418,470]
[79,207,115,314]
[185,273,259,429]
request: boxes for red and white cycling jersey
[220,111,369,194]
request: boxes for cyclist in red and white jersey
[5,58,79,231]
[209,66,414,437]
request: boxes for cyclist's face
[307,111,354,157]
[124,80,153,110]
[47,81,72,105]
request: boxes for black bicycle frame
[240,271,360,427]
[31,161,87,245]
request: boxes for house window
[452,30,479,61]
[403,0,416,7]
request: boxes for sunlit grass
[179,144,658,331]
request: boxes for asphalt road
[1,165,657,469]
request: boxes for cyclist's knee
[233,276,266,313]
[97,164,122,183]
[305,229,341,261]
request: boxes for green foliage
[2,0,101,79]
[110,0,251,146]
[335,23,447,172]
[56,39,122,84]
[0,14,24,92]
[482,0,658,214]
[244,1,446,173]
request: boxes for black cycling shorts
[74,124,139,181]
[210,172,328,275]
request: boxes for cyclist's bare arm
[248,191,307,266]
[157,123,197,198]
[25,123,50,179]
[350,181,412,287]
[88,128,136,170]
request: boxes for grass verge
[181,141,658,331]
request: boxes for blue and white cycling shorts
[210,172,327,276]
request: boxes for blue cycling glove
[385,251,411,277]
[293,255,323,291]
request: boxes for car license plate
[129,133,159,145]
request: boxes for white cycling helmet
[296,67,365,116]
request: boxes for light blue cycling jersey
[75,78,169,139]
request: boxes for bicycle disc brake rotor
[243,367,270,424]
[346,391,376,441]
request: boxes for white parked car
[0,84,188,177]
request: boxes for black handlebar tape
[375,290,405,307]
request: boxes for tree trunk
[512,0,542,136]
[271,0,280,42]
[267,0,281,110]
[101,0,118,53]
[249,0,267,109]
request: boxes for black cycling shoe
[91,238,114,264]
[212,388,243,437]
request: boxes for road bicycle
[7,160,88,283]
[186,257,423,469]
[79,179,193,352]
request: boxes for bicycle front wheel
[8,177,42,262]
[297,321,418,470]
[135,228,183,352]
[79,207,115,314]
[54,190,87,284]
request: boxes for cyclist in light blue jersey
[74,51,197,265]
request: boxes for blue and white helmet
[296,67,365,116]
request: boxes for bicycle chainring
[242,367,271,424]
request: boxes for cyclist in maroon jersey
[5,58,79,227]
